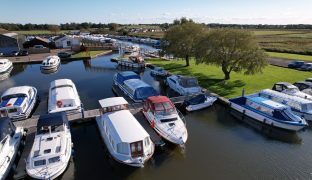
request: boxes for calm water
[2,53,312,180]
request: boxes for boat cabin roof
[1,86,33,98]
[124,79,151,90]
[50,79,74,89]
[247,96,286,110]
[99,97,128,108]
[37,113,68,133]
[105,110,149,143]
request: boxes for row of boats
[0,70,218,179]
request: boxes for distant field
[129,31,164,39]
[266,52,312,61]
[13,30,69,35]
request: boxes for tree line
[1,21,312,31]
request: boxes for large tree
[195,29,268,80]
[162,18,206,66]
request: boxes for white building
[54,35,81,49]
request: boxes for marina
[1,50,312,179]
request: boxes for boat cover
[0,117,16,141]
[184,94,206,106]
[116,71,140,84]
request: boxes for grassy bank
[266,52,312,61]
[71,50,111,58]
[147,59,311,98]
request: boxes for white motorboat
[26,113,72,179]
[0,86,38,120]
[229,93,307,131]
[0,59,13,74]
[0,117,24,180]
[183,94,217,111]
[96,97,155,167]
[0,66,13,81]
[272,82,312,101]
[48,79,82,114]
[167,75,202,95]
[142,96,188,145]
[41,56,61,70]
[150,67,168,77]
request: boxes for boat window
[51,125,64,133]
[160,117,178,123]
[34,159,46,167]
[117,142,129,155]
[274,85,283,92]
[153,102,177,116]
[302,103,312,112]
[48,156,60,164]
[51,84,73,91]
[180,78,198,88]
[8,108,17,113]
[144,137,150,147]
[44,149,51,154]
[130,141,144,157]
[38,126,50,134]
[169,78,176,84]
[2,94,26,101]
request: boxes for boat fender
[56,100,63,107]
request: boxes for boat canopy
[124,79,159,100]
[105,110,149,143]
[145,96,176,115]
[115,71,140,85]
[178,76,199,88]
[259,89,312,112]
[184,94,206,106]
[37,112,68,134]
[0,117,16,141]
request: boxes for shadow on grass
[151,61,245,97]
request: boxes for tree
[162,18,206,66]
[48,25,60,35]
[195,29,268,80]
[108,23,119,31]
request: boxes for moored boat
[113,71,141,89]
[142,96,188,145]
[122,79,159,102]
[0,59,13,74]
[0,86,38,120]
[117,56,145,68]
[166,75,202,95]
[183,94,217,111]
[272,82,312,101]
[96,97,155,167]
[26,113,72,179]
[0,117,24,180]
[150,67,168,77]
[48,79,82,114]
[229,94,308,131]
[40,56,61,70]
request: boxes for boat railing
[177,109,186,126]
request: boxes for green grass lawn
[267,52,312,61]
[71,50,111,58]
[147,59,312,98]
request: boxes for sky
[1,0,312,25]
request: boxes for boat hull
[230,103,306,131]
[185,97,217,111]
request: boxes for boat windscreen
[153,102,177,116]
[180,78,198,88]
[37,124,64,134]
[160,117,178,123]
[301,103,312,112]
[2,94,26,101]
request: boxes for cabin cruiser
[41,56,61,70]
[167,75,202,95]
[122,79,159,102]
[143,96,188,145]
[259,89,312,121]
[230,94,307,131]
[0,59,13,74]
[0,86,38,120]
[117,56,145,68]
[0,117,24,180]
[96,97,155,167]
[182,94,217,111]
[48,79,82,114]
[150,67,168,77]
[26,113,72,179]
[272,82,312,101]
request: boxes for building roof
[99,97,128,108]
[2,32,18,37]
[33,36,49,43]
[105,110,149,143]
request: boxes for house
[54,35,81,49]
[23,36,51,48]
[0,32,25,55]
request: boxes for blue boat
[229,95,308,131]
[113,71,140,89]
[122,79,159,102]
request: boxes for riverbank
[146,59,311,98]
